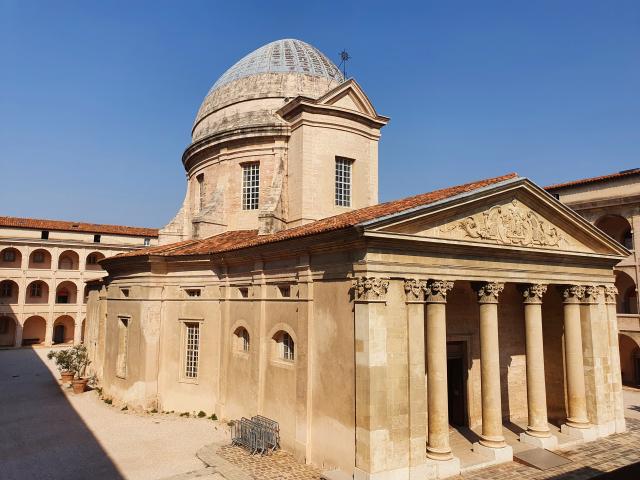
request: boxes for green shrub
[197,411,206,418]
[121,406,128,411]
[180,412,190,417]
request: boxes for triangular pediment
[316,79,378,117]
[365,179,628,257]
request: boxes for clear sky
[1,1,638,228]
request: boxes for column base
[520,432,558,450]
[473,442,513,463]
[425,456,460,479]
[560,423,598,441]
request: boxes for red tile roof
[114,172,518,260]
[546,168,640,191]
[0,216,159,237]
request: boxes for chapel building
[86,39,628,479]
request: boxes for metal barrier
[231,415,280,455]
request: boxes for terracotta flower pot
[72,378,88,394]
[61,371,75,384]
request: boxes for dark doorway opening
[53,325,65,344]
[447,341,467,427]
[635,355,640,386]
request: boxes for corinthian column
[520,284,557,449]
[560,285,597,440]
[424,279,454,461]
[472,282,512,462]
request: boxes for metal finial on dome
[209,39,344,93]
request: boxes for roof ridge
[546,168,640,191]
[0,215,158,236]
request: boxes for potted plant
[47,348,75,384]
[69,344,91,394]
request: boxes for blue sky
[1,1,638,228]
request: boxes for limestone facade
[548,169,640,388]
[0,217,157,348]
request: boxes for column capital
[352,276,389,301]
[583,285,602,304]
[604,285,618,305]
[404,279,426,301]
[476,282,504,304]
[562,285,586,304]
[424,279,454,304]
[522,284,547,304]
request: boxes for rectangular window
[41,231,49,240]
[184,322,200,379]
[30,283,41,297]
[242,163,260,210]
[33,251,45,263]
[185,288,201,297]
[278,285,291,298]
[116,317,129,378]
[1,283,12,297]
[238,287,249,298]
[335,157,353,207]
[120,288,130,298]
[93,234,101,243]
[2,250,16,262]
[144,237,151,246]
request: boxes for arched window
[1,281,13,297]
[274,331,294,361]
[57,288,69,304]
[234,327,250,352]
[30,282,42,297]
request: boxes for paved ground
[1,347,639,480]
[0,347,228,480]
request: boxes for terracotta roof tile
[115,172,518,259]
[546,168,640,191]
[0,216,158,237]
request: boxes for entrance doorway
[447,341,467,427]
[53,325,65,344]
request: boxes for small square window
[120,288,130,297]
[41,231,49,240]
[278,285,291,298]
[93,234,101,243]
[185,288,201,297]
[238,287,249,298]
[144,237,151,246]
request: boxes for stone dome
[192,39,344,143]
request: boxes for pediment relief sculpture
[440,199,569,249]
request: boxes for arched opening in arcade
[619,333,640,387]
[53,315,75,345]
[595,214,633,250]
[0,247,22,268]
[57,250,79,270]
[29,249,52,269]
[22,316,46,346]
[85,252,105,271]
[55,281,77,304]
[25,280,49,304]
[615,271,638,314]
[0,280,19,304]
[0,316,17,347]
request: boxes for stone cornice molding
[352,276,389,302]
[523,284,547,304]
[424,279,454,304]
[583,285,602,304]
[476,282,504,304]
[562,285,586,304]
[604,285,618,305]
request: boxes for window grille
[88,255,97,265]
[281,332,294,361]
[33,251,45,263]
[184,322,200,379]
[2,250,16,262]
[30,283,42,297]
[335,157,352,207]
[242,163,260,210]
[1,282,12,297]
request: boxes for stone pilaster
[604,285,626,433]
[520,284,557,449]
[473,282,512,462]
[353,276,393,480]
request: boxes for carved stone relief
[441,199,567,248]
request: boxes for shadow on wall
[0,348,123,479]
